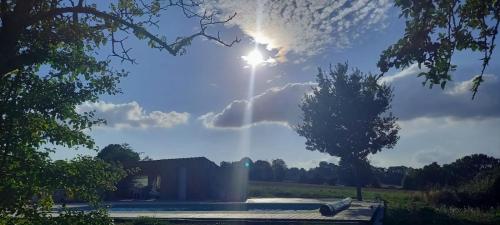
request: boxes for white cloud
[376,65,500,120]
[413,147,457,165]
[391,73,500,120]
[379,64,427,83]
[199,82,315,129]
[203,0,391,61]
[369,116,500,168]
[397,117,458,137]
[77,101,189,129]
[445,74,497,95]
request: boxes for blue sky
[55,1,500,169]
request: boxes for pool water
[74,202,323,212]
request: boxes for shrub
[426,189,460,207]
[0,209,114,225]
[131,217,162,225]
[426,168,500,209]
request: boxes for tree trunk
[356,181,363,201]
[354,163,363,201]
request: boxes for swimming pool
[62,198,383,224]
[74,202,324,212]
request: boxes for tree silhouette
[271,159,288,181]
[296,63,400,200]
[250,160,274,181]
[97,143,140,164]
[403,154,500,189]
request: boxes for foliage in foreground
[379,0,500,98]
[0,0,235,223]
[0,156,125,224]
[0,209,113,225]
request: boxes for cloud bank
[199,83,315,128]
[391,74,500,120]
[201,68,500,129]
[77,101,190,129]
[203,0,391,61]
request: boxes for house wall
[125,157,248,202]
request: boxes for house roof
[131,156,219,168]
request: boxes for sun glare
[242,49,268,67]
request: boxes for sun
[242,49,265,67]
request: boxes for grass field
[249,181,500,225]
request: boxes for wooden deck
[109,200,383,224]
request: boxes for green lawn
[249,181,500,225]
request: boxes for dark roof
[133,156,218,168]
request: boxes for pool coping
[60,198,384,224]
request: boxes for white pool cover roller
[319,197,352,216]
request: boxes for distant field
[249,181,414,203]
[249,181,500,225]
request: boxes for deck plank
[109,201,381,223]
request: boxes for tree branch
[27,4,239,57]
[28,6,181,55]
[472,18,499,99]
[0,1,239,77]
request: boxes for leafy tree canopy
[378,0,499,98]
[0,0,236,222]
[0,155,125,219]
[403,154,500,189]
[97,143,140,164]
[250,160,274,181]
[296,63,400,200]
[271,159,287,182]
[0,0,237,161]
